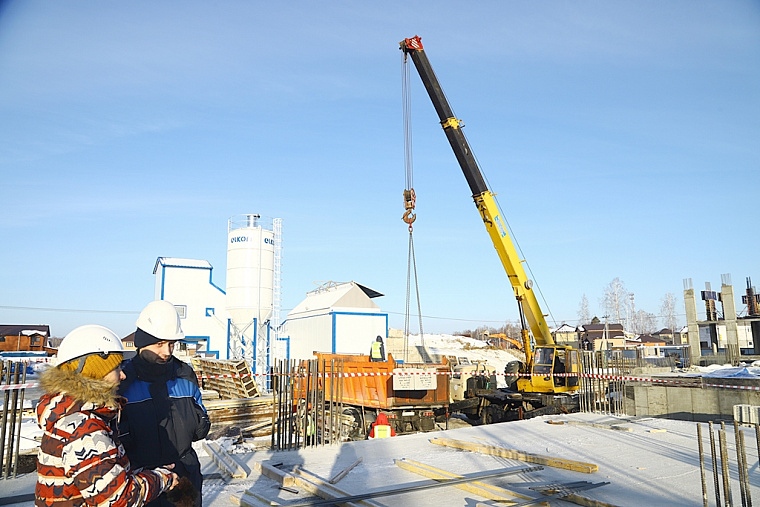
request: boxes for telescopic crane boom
[401,35,579,398]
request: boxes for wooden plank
[475,481,614,507]
[242,420,272,433]
[429,437,598,473]
[328,458,363,484]
[202,441,248,479]
[394,458,540,504]
[237,490,282,507]
[255,461,296,488]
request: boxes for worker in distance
[370,335,386,362]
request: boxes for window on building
[31,336,40,345]
[175,305,187,319]
[0,336,5,342]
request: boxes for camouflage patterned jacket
[35,368,174,507]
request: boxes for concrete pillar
[684,288,702,361]
[721,282,739,352]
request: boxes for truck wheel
[342,408,366,441]
[419,416,435,432]
[482,405,502,425]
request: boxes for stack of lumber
[204,396,274,437]
[192,358,260,399]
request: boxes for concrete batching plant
[227,214,282,381]
[152,214,282,387]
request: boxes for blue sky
[1,1,758,338]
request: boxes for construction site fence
[0,360,28,480]
[270,358,346,451]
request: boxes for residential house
[552,323,578,348]
[0,325,51,353]
[578,323,625,351]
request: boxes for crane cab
[518,345,580,394]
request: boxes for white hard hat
[57,325,124,365]
[136,300,184,341]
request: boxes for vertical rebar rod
[311,359,318,448]
[285,360,291,449]
[321,358,327,446]
[739,429,752,507]
[698,423,709,507]
[734,421,747,507]
[720,427,733,507]
[303,360,311,448]
[0,361,10,478]
[270,362,276,449]
[338,359,344,441]
[12,367,27,478]
[329,359,335,444]
[273,361,280,449]
[3,363,20,480]
[711,422,722,507]
[279,361,285,450]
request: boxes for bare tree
[660,292,678,332]
[602,277,628,324]
[634,310,658,334]
[577,294,590,326]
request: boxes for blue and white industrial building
[152,214,388,384]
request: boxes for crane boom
[400,35,554,347]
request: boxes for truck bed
[310,352,450,410]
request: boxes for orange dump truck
[296,352,451,439]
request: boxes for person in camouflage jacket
[35,325,178,507]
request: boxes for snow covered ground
[4,334,760,506]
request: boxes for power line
[0,305,138,315]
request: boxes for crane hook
[402,188,417,230]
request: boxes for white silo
[226,214,281,382]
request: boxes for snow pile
[406,333,523,386]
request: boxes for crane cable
[402,51,424,358]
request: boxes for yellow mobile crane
[401,35,580,421]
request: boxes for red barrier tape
[3,371,757,391]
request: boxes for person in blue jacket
[118,300,210,507]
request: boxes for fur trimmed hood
[39,366,121,408]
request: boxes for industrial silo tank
[226,214,275,325]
